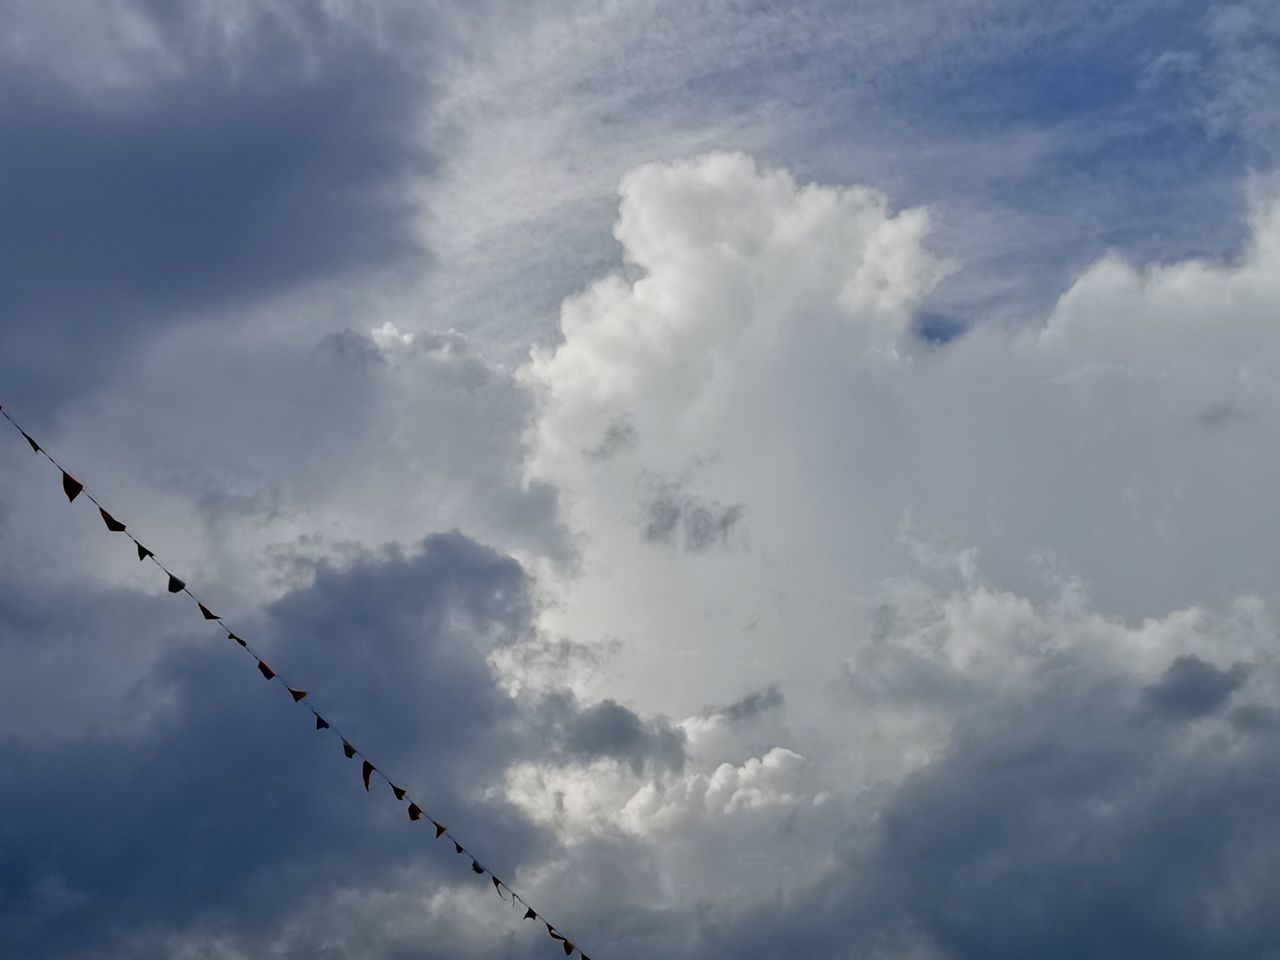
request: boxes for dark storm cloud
[545,696,686,775]
[0,533,650,959]
[913,310,968,346]
[701,657,1280,960]
[1142,654,1250,720]
[0,2,428,412]
[1193,399,1251,431]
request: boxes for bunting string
[1,405,593,960]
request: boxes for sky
[2,1,1280,957]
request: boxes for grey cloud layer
[0,1,428,411]
[706,654,1280,960]
[0,533,670,959]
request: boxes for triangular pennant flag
[491,876,505,897]
[361,760,375,791]
[315,715,330,731]
[137,542,153,561]
[257,660,276,680]
[562,942,575,956]
[407,802,424,821]
[21,431,40,453]
[61,472,83,503]
[229,631,247,647]
[547,923,565,941]
[391,784,406,801]
[289,687,307,702]
[167,574,185,593]
[453,841,465,855]
[99,508,126,532]
[524,908,537,921]
[471,860,485,875]
[342,740,356,759]
[197,602,219,620]
[434,821,447,839]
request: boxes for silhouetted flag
[407,802,424,821]
[257,660,276,680]
[228,631,247,647]
[562,942,575,956]
[471,860,485,875]
[524,907,537,921]
[21,431,40,453]
[289,687,307,702]
[167,574,185,593]
[362,760,375,791]
[492,876,505,897]
[434,821,448,839]
[391,784,406,801]
[198,602,219,620]
[315,715,330,731]
[99,508,126,532]
[454,841,465,855]
[137,542,153,561]
[547,924,565,942]
[342,740,356,759]
[62,472,83,502]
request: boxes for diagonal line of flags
[0,404,594,960]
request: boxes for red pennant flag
[228,632,247,647]
[315,715,329,731]
[288,687,307,702]
[167,574,185,593]
[407,803,424,821]
[361,760,375,791]
[524,908,537,921]
[257,660,276,680]
[562,942,575,956]
[390,784,406,801]
[137,542,153,561]
[61,472,83,503]
[342,740,356,759]
[21,431,40,453]
[197,602,219,620]
[99,508,126,532]
[434,821,447,839]
[471,860,485,875]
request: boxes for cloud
[704,640,1280,959]
[0,1,428,412]
[0,532,672,958]
[523,152,1280,720]
[640,478,745,553]
[1142,654,1251,719]
[581,417,638,462]
[11,141,1280,959]
[716,686,785,726]
[496,149,1280,955]
[543,695,686,775]
[6,3,1280,955]
[1203,0,1280,157]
